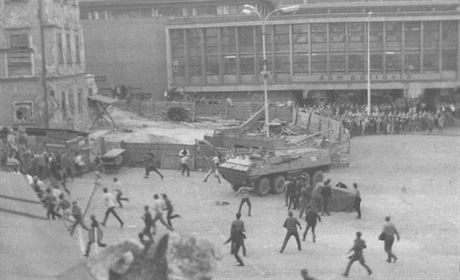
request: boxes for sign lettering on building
[319,74,412,82]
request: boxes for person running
[352,183,362,219]
[84,215,107,257]
[101,188,124,228]
[302,206,321,242]
[225,212,246,266]
[113,177,129,208]
[69,201,89,235]
[58,194,72,230]
[162,194,181,227]
[73,152,85,177]
[235,181,254,217]
[280,211,302,253]
[138,206,155,243]
[343,232,372,277]
[203,154,221,183]
[144,152,164,180]
[152,194,173,231]
[320,179,332,216]
[382,216,400,263]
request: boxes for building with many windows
[0,0,93,130]
[166,0,460,107]
[78,0,274,99]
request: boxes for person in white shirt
[101,188,124,227]
[113,177,129,208]
[203,154,221,183]
[179,155,190,177]
[152,194,173,231]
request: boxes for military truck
[218,148,331,196]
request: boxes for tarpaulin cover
[329,186,355,212]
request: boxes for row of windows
[170,21,458,77]
[4,31,82,78]
[81,3,270,20]
[52,89,85,118]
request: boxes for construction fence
[117,100,294,122]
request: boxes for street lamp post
[367,12,373,116]
[242,4,299,137]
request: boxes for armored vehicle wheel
[231,184,241,192]
[312,170,324,185]
[271,175,285,194]
[256,177,271,196]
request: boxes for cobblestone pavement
[1,135,459,280]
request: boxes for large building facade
[166,0,460,106]
[0,0,93,130]
[79,0,274,100]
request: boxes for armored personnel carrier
[219,148,331,196]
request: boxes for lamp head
[280,5,300,13]
[242,8,252,15]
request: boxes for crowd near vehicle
[219,148,331,196]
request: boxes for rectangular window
[77,89,83,113]
[385,53,401,72]
[442,49,457,71]
[370,22,383,50]
[386,22,402,50]
[187,29,202,76]
[223,55,236,75]
[7,52,32,77]
[195,6,217,16]
[57,33,64,64]
[75,35,81,65]
[171,29,185,77]
[205,28,219,76]
[274,25,290,52]
[329,23,345,52]
[404,22,421,50]
[206,55,219,75]
[240,56,254,74]
[370,54,383,72]
[311,53,327,73]
[61,92,67,117]
[222,27,236,75]
[423,52,438,71]
[405,53,420,72]
[348,23,364,51]
[239,26,254,54]
[13,101,34,123]
[68,90,75,114]
[292,24,309,52]
[275,54,290,73]
[442,21,458,48]
[293,53,308,73]
[349,53,364,72]
[66,34,72,64]
[329,53,346,73]
[311,23,327,52]
[423,22,439,49]
[157,7,183,17]
[10,33,28,49]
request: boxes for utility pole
[38,0,49,128]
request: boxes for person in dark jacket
[302,206,321,242]
[144,152,164,180]
[225,212,246,266]
[320,179,332,216]
[280,211,302,253]
[343,232,372,277]
[162,194,181,227]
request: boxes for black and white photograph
[0,0,459,279]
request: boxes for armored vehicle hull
[219,148,331,196]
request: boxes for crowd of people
[302,103,457,137]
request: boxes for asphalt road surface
[1,135,459,280]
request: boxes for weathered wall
[81,18,168,101]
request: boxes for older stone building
[0,0,94,130]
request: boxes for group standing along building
[165,0,460,107]
[0,0,94,130]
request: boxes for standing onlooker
[203,154,221,183]
[162,194,181,227]
[113,177,129,208]
[352,183,362,219]
[138,206,154,243]
[144,152,164,180]
[382,216,400,263]
[179,154,190,177]
[320,179,332,216]
[74,152,85,177]
[280,211,302,253]
[343,232,372,277]
[101,188,124,228]
[84,215,107,257]
[311,181,323,213]
[302,206,321,242]
[178,147,189,158]
[227,212,246,266]
[236,181,254,217]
